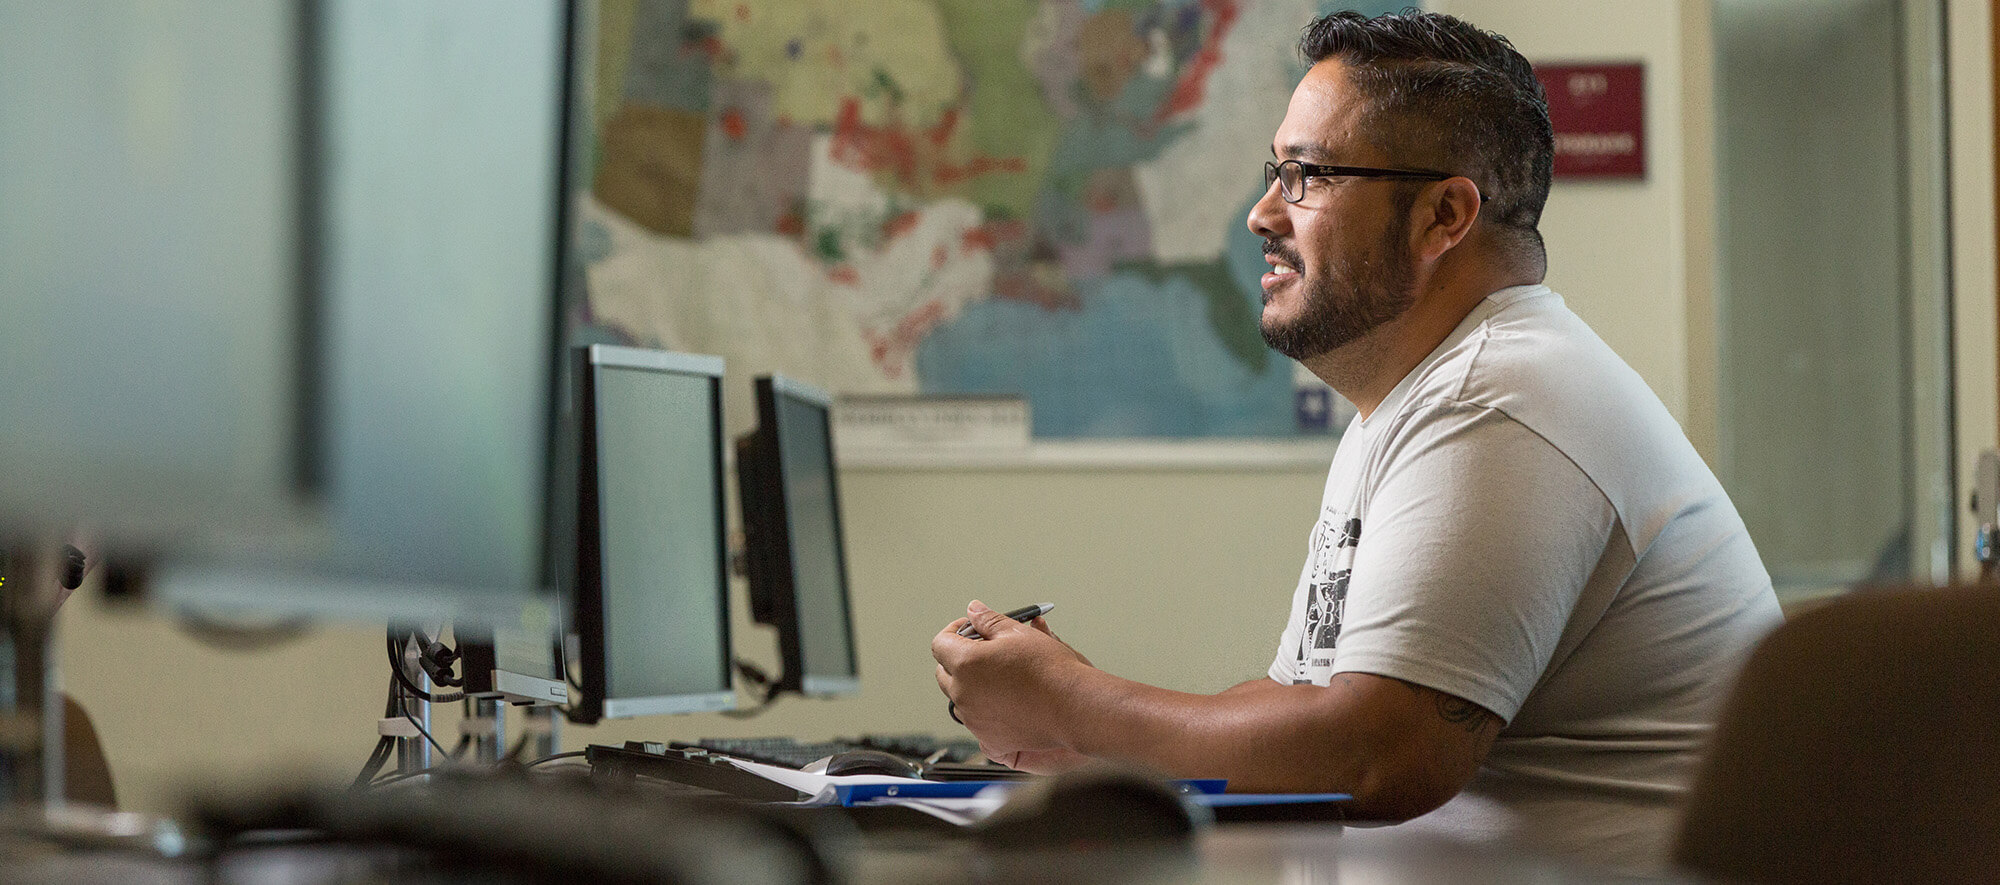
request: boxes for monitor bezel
[126,0,574,629]
[570,344,736,722]
[741,374,860,698]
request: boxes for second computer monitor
[571,345,736,722]
[738,375,860,698]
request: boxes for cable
[385,631,466,703]
[719,680,784,719]
[387,632,434,700]
[366,674,455,790]
[523,750,587,768]
[349,674,403,791]
[350,737,394,791]
[732,657,776,691]
[718,657,783,717]
[381,667,453,762]
[403,714,451,759]
[412,626,462,687]
[369,767,441,788]
[503,732,531,763]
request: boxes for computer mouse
[812,749,923,779]
[975,764,1204,851]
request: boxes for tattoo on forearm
[1435,695,1491,734]
[1388,677,1495,734]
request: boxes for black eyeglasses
[1263,159,1485,204]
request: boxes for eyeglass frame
[1262,159,1489,204]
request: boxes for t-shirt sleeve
[1333,402,1616,724]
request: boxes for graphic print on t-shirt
[1293,511,1361,684]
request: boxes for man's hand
[932,600,1094,761]
[983,745,1092,774]
[1023,611,1092,667]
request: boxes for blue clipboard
[1190,790,1351,822]
[1192,792,1351,808]
[831,777,1229,807]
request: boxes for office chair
[62,695,116,809]
[1671,584,2000,884]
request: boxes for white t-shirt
[1268,285,1781,874]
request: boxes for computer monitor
[736,376,860,698]
[0,0,317,550]
[458,595,569,707]
[0,0,574,628]
[569,345,736,723]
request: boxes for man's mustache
[1263,238,1304,271]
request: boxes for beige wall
[1952,0,1998,571]
[54,0,1998,816]
[1437,0,1705,432]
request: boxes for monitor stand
[520,704,560,761]
[0,546,220,863]
[390,636,436,776]
[456,698,562,765]
[463,698,504,764]
[0,541,65,807]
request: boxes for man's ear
[1411,177,1483,262]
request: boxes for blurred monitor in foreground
[568,346,736,724]
[0,0,576,627]
[736,376,860,698]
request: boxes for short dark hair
[1298,10,1553,257]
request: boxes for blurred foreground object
[1674,584,2000,884]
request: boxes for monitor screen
[572,345,735,722]
[740,375,859,697]
[0,0,313,546]
[2,0,572,628]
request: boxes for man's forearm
[931,603,1492,818]
[1048,666,1489,819]
[1219,676,1288,696]
[1052,668,1363,790]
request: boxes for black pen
[956,602,1055,638]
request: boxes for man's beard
[1259,222,1416,362]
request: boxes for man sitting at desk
[932,10,1781,875]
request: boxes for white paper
[715,757,1024,825]
[854,790,1013,826]
[715,756,925,806]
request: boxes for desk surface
[1,823,1687,884]
[0,801,1688,884]
[857,823,1688,884]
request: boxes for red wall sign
[1534,63,1645,179]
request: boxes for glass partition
[1712,0,1954,604]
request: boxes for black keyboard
[583,743,808,802]
[672,737,861,769]
[586,735,1030,801]
[674,734,988,770]
[851,733,990,763]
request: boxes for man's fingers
[932,617,977,668]
[965,599,1021,638]
[935,663,953,697]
